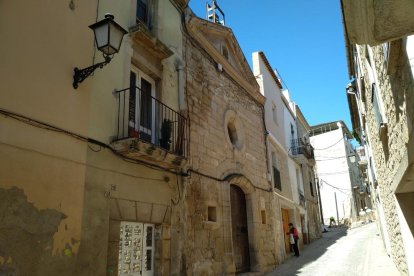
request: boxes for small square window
[261,210,267,224]
[208,206,217,222]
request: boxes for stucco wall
[311,128,355,224]
[0,1,96,274]
[252,52,286,147]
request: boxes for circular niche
[224,110,244,150]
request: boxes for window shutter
[371,83,384,127]
[273,166,282,191]
[129,72,137,125]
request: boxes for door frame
[230,184,251,273]
[131,66,156,144]
[118,221,155,276]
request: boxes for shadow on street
[266,226,349,276]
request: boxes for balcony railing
[113,86,188,158]
[290,138,314,160]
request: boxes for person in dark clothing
[287,223,300,257]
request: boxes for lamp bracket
[73,56,111,89]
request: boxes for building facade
[180,12,281,274]
[0,0,189,275]
[310,121,369,226]
[252,51,321,259]
[343,13,414,275]
[342,0,414,273]
[295,107,321,242]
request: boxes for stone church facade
[177,11,282,275]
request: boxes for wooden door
[281,208,290,253]
[230,185,250,273]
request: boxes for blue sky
[189,0,352,129]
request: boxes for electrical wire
[318,171,350,175]
[188,169,272,192]
[88,144,102,152]
[319,179,352,195]
[315,155,356,161]
[0,108,184,175]
[313,137,344,151]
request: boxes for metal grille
[114,86,188,157]
[290,138,314,159]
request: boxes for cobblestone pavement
[266,223,400,276]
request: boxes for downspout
[261,105,272,188]
[316,177,324,225]
[176,61,185,111]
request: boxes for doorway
[230,185,250,273]
[116,221,155,276]
[281,208,290,254]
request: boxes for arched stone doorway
[230,184,251,273]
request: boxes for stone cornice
[129,23,174,60]
[341,0,414,45]
[185,14,265,105]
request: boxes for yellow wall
[0,0,183,274]
[0,1,96,267]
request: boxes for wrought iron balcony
[111,86,188,168]
[290,138,314,160]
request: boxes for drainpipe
[316,178,324,225]
[261,106,273,188]
[176,60,185,111]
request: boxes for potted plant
[329,217,336,227]
[128,121,139,138]
[160,119,173,150]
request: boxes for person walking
[287,223,300,257]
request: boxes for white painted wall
[252,52,303,205]
[310,127,354,224]
[282,91,297,152]
[252,52,285,147]
[406,35,414,78]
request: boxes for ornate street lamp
[73,14,127,89]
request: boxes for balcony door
[129,68,155,143]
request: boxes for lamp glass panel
[94,23,109,49]
[109,22,124,53]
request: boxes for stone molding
[185,11,265,105]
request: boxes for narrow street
[266,223,400,276]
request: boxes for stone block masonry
[357,42,414,275]
[179,35,282,275]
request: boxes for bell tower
[206,0,225,26]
